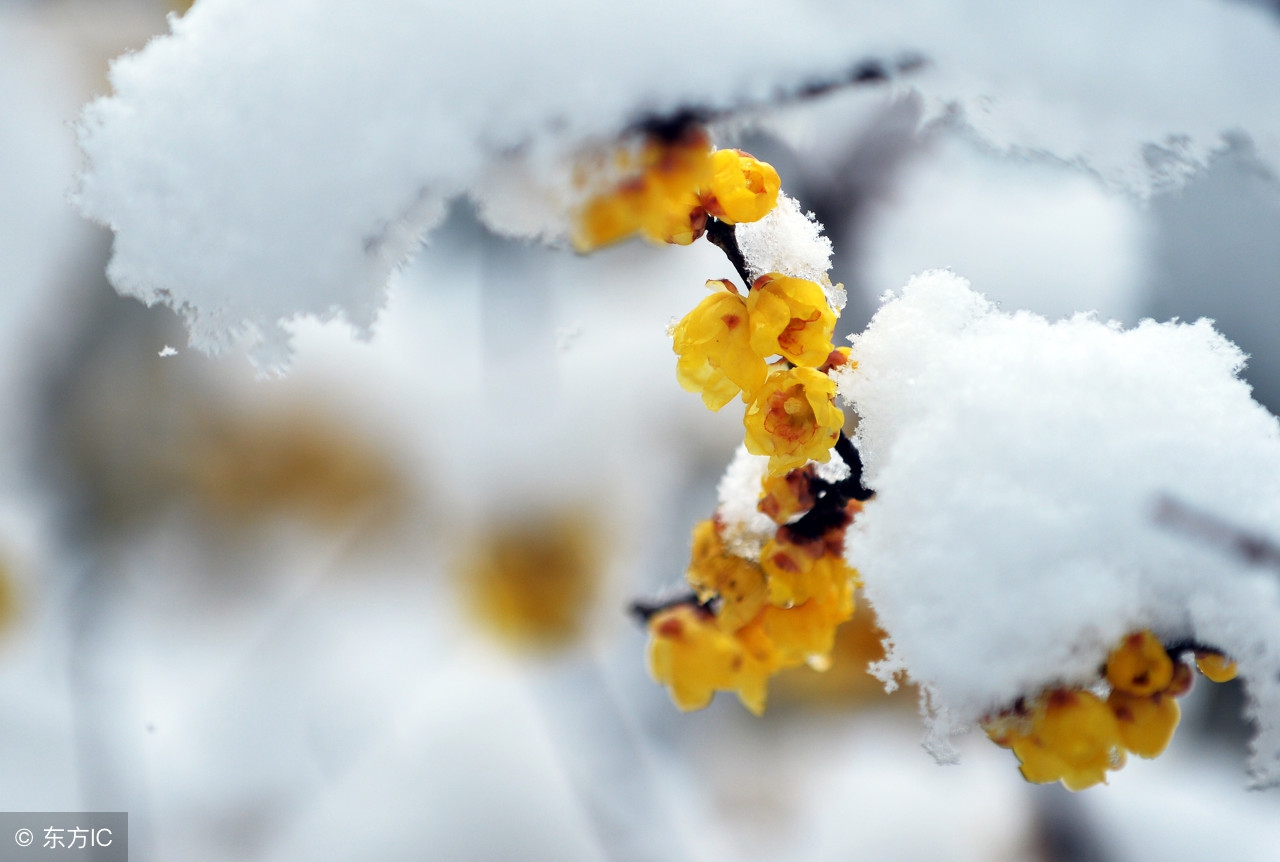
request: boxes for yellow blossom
[746,274,837,367]
[1195,650,1239,683]
[684,519,767,633]
[1013,689,1125,791]
[1108,690,1180,758]
[573,181,647,252]
[639,188,707,246]
[732,618,783,714]
[700,149,780,224]
[462,512,601,651]
[757,579,855,669]
[744,366,843,475]
[647,604,744,712]
[760,536,853,608]
[573,131,713,251]
[1106,630,1174,696]
[757,466,815,525]
[673,281,768,410]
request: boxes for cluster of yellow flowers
[675,276,846,474]
[572,128,781,252]
[983,630,1239,790]
[573,125,864,714]
[577,123,1250,794]
[575,128,845,474]
[646,467,863,714]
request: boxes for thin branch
[703,218,752,288]
[632,53,929,141]
[628,591,704,624]
[1153,494,1280,571]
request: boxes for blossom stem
[782,433,872,541]
[704,218,752,288]
[628,591,707,623]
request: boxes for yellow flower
[1106,630,1174,696]
[673,280,769,410]
[760,535,853,608]
[700,149,781,224]
[1012,689,1125,791]
[462,512,601,651]
[572,131,713,251]
[647,604,744,712]
[684,519,767,633]
[1108,690,1180,758]
[638,189,707,246]
[1195,650,1239,683]
[744,367,843,475]
[756,579,855,669]
[757,466,815,525]
[732,618,783,715]
[746,274,836,367]
[572,181,647,252]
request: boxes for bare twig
[1153,494,1280,571]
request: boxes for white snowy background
[0,0,1278,860]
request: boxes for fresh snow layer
[736,194,833,285]
[76,0,1280,365]
[839,270,1280,786]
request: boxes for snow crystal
[736,193,833,285]
[75,0,1280,365]
[840,270,1280,786]
[715,446,776,562]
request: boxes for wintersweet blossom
[572,131,713,251]
[743,366,843,475]
[1106,630,1175,696]
[647,604,744,712]
[760,536,851,608]
[1011,689,1126,791]
[699,148,780,225]
[685,519,767,633]
[672,280,768,410]
[756,466,815,525]
[1195,651,1239,683]
[1108,690,1181,758]
[745,273,836,367]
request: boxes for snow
[736,193,834,287]
[837,270,1280,785]
[75,0,1280,365]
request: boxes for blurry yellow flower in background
[672,280,768,410]
[746,273,836,367]
[572,130,713,251]
[744,366,843,475]
[182,409,405,528]
[699,149,780,225]
[0,555,19,637]
[461,511,603,652]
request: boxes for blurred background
[2,0,1280,859]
